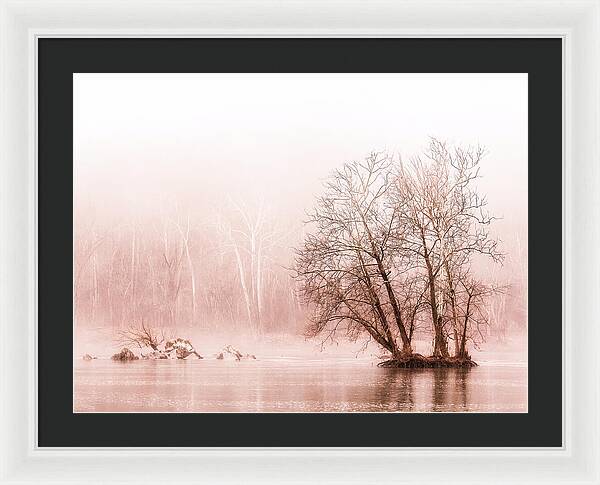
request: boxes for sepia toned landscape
[74,73,527,413]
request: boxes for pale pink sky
[74,73,527,230]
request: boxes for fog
[75,73,526,216]
[74,73,527,360]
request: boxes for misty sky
[74,73,527,234]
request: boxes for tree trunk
[361,213,412,355]
[356,251,402,359]
[443,261,460,356]
[422,245,449,358]
[232,241,257,335]
[453,327,460,355]
[130,224,137,324]
[458,294,472,359]
[372,253,412,354]
[182,235,196,325]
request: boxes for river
[74,358,527,412]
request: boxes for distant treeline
[75,139,526,353]
[74,198,303,335]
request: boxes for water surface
[74,358,526,413]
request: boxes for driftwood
[115,323,204,360]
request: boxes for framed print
[39,37,558,447]
[1,1,599,484]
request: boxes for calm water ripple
[74,359,527,413]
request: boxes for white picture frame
[0,0,598,483]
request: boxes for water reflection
[377,369,417,411]
[74,359,526,413]
[431,368,471,411]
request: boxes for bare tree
[116,320,168,352]
[294,153,414,358]
[171,210,198,325]
[296,140,504,362]
[391,138,502,357]
[74,218,108,309]
[217,198,286,336]
[158,214,185,329]
[453,275,505,358]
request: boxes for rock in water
[141,351,168,360]
[164,338,203,359]
[216,345,256,361]
[111,348,139,361]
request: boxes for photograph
[73,72,528,413]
